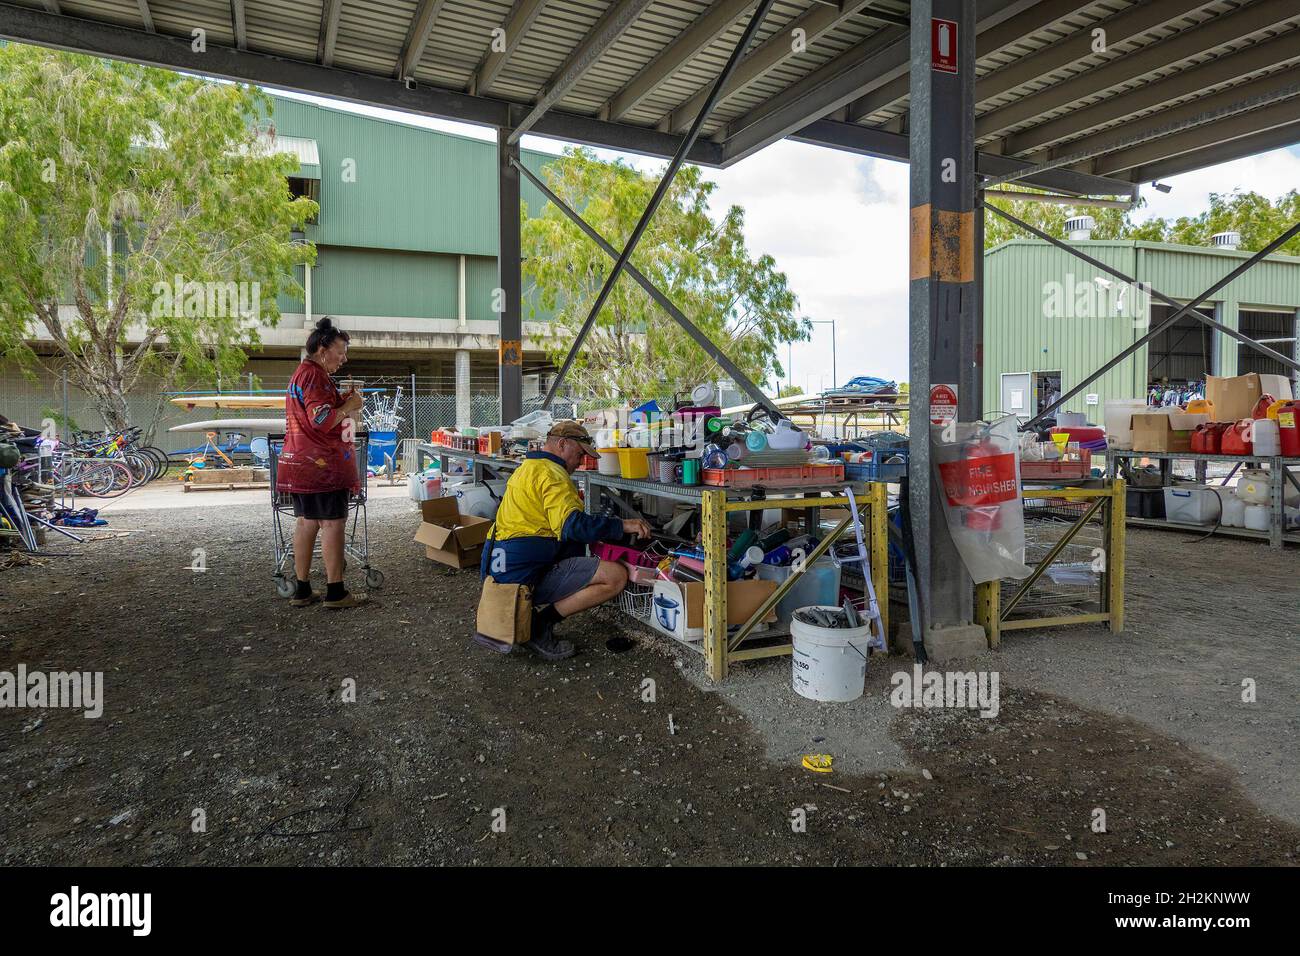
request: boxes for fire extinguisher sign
[929,383,958,426]
[938,454,1019,508]
[931,18,958,74]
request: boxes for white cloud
[1132,145,1300,223]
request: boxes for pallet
[183,481,270,493]
[185,466,269,485]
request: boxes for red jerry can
[1220,419,1253,456]
[1277,401,1300,457]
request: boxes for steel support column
[909,0,978,633]
[497,129,523,424]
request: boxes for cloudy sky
[277,90,1300,394]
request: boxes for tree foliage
[0,45,316,430]
[985,188,1300,255]
[521,147,808,404]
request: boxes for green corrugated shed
[982,238,1300,418]
[266,95,556,258]
[265,94,558,323]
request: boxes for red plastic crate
[702,462,845,488]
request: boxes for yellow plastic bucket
[616,447,649,480]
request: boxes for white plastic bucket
[791,606,873,703]
[597,449,621,476]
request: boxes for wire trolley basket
[266,431,384,596]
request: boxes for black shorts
[291,489,350,521]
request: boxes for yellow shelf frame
[700,483,890,683]
[975,480,1126,648]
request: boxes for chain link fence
[1,362,583,453]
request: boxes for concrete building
[982,231,1300,422]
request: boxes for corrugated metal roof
[3,0,1298,190]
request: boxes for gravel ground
[1,495,1296,866]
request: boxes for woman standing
[276,317,367,609]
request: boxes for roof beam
[1044,70,1300,173]
[136,0,154,34]
[602,0,755,122]
[785,117,1137,197]
[396,0,447,80]
[846,0,1090,124]
[975,0,1296,142]
[1123,118,1300,183]
[1086,94,1300,177]
[318,0,342,66]
[974,0,1211,116]
[719,26,908,162]
[659,0,873,135]
[508,0,656,144]
[472,0,549,96]
[1003,26,1300,156]
[229,0,246,51]
[719,0,1036,164]
[0,2,724,166]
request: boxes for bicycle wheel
[78,460,132,497]
[124,452,153,485]
[140,446,169,481]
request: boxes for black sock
[326,581,346,602]
[295,579,312,599]
[534,604,564,630]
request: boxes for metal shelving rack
[580,471,889,682]
[1105,449,1300,549]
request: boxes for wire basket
[616,583,655,623]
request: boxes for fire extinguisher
[960,433,1005,533]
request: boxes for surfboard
[170,395,285,410]
[168,418,284,433]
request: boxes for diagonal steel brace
[543,0,777,409]
[512,156,784,420]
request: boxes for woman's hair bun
[305,315,349,355]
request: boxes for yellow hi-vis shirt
[480,451,623,584]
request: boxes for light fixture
[1151,181,1172,194]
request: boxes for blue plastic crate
[844,452,908,482]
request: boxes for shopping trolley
[267,432,384,597]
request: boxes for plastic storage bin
[756,558,841,625]
[1163,486,1222,525]
[844,450,908,481]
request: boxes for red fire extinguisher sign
[929,383,958,426]
[931,18,958,74]
[937,451,1018,508]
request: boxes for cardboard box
[650,578,778,642]
[413,496,492,568]
[1206,374,1265,422]
[1257,373,1294,402]
[1129,410,1208,453]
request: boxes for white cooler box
[1163,486,1221,525]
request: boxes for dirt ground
[1,493,1296,866]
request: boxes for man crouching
[473,420,651,661]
